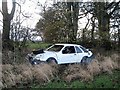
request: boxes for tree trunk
[118,25,120,49]
[66,2,73,43]
[91,17,95,41]
[82,29,85,41]
[66,2,79,43]
[2,0,16,50]
[2,14,11,49]
[72,2,79,43]
[94,2,110,49]
[98,13,110,41]
[98,12,110,49]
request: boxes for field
[1,42,120,89]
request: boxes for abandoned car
[27,44,93,65]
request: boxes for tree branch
[106,2,115,10]
[78,8,93,19]
[15,2,30,18]
[84,18,91,30]
[0,24,3,27]
[109,1,120,16]
[0,10,3,15]
[0,20,3,23]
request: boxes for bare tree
[2,0,16,50]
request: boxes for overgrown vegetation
[1,53,120,88]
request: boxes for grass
[94,71,120,88]
[30,70,120,88]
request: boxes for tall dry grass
[64,64,92,82]
[32,63,57,84]
[111,53,120,69]
[63,53,120,82]
[2,64,16,87]
[87,59,101,75]
[0,67,3,88]
[1,63,58,88]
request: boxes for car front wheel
[81,56,87,64]
[81,56,93,64]
[47,58,57,64]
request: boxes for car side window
[62,46,75,54]
[75,46,82,53]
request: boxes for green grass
[27,42,51,50]
[30,70,120,88]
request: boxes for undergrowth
[1,52,120,88]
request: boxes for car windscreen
[47,45,64,52]
[80,46,88,52]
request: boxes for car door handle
[74,54,76,55]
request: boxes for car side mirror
[86,49,89,51]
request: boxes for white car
[27,44,93,65]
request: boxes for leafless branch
[0,10,3,15]
[0,20,3,23]
[15,2,30,18]
[0,24,3,27]
[109,1,120,16]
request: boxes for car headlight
[34,62,37,65]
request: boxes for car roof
[55,43,81,47]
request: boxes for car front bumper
[27,54,46,65]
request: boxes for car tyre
[81,56,93,65]
[47,58,57,65]
[81,56,87,64]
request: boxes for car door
[57,46,78,64]
[75,46,85,62]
